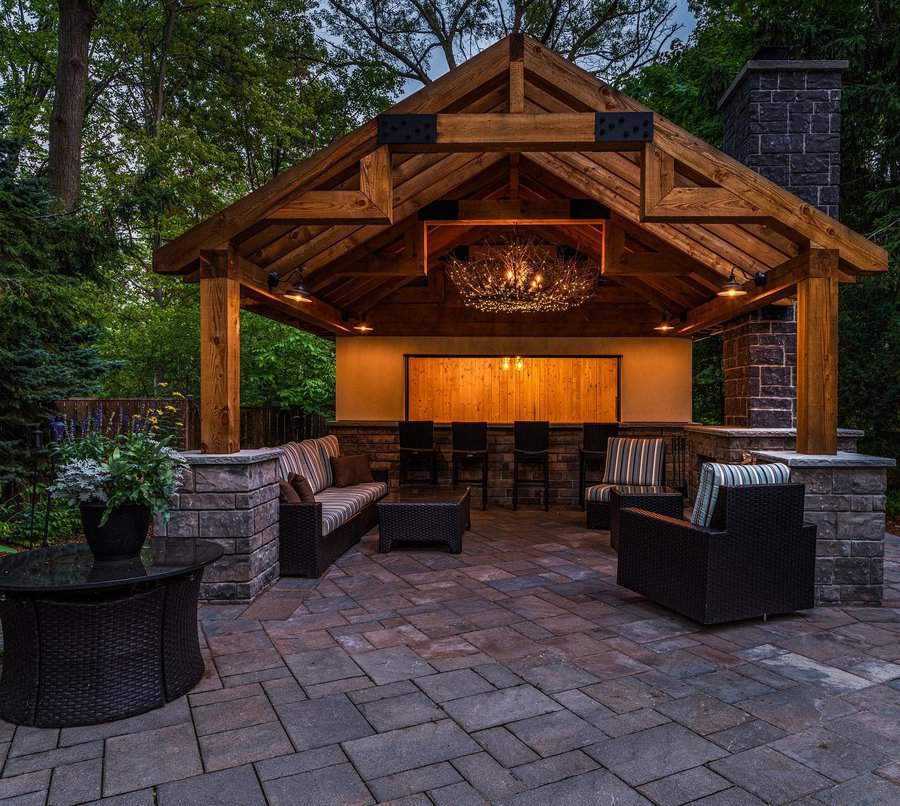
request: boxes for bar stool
[398,420,437,485]
[513,421,550,511]
[452,422,488,510]
[579,423,620,508]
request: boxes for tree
[48,0,101,209]
[324,0,682,86]
[0,126,116,482]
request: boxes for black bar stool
[579,423,620,508]
[452,422,489,510]
[398,420,438,485]
[513,421,550,511]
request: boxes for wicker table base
[0,541,221,728]
[378,487,471,554]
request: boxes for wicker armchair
[616,483,816,625]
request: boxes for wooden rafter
[264,147,393,225]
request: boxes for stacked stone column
[153,449,280,602]
[752,451,895,606]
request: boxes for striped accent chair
[277,435,388,577]
[615,461,816,625]
[585,437,666,530]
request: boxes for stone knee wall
[752,451,894,607]
[154,450,280,602]
[330,423,688,509]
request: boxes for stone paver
[2,512,899,806]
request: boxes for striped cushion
[602,438,665,485]
[276,442,306,481]
[316,435,341,487]
[690,462,791,528]
[297,439,330,494]
[585,484,667,502]
[316,482,387,535]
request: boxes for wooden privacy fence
[53,399,327,451]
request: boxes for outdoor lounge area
[2,32,899,806]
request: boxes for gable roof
[153,35,887,339]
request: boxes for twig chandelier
[445,237,597,314]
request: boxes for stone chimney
[716,51,847,429]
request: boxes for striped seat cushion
[690,462,791,528]
[316,435,341,486]
[277,442,306,481]
[602,438,665,486]
[585,484,660,503]
[315,482,388,536]
[297,439,330,494]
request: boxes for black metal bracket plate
[377,114,437,145]
[595,112,653,143]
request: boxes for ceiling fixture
[283,269,312,303]
[653,314,675,333]
[500,357,511,371]
[446,236,597,314]
[352,317,374,333]
[514,355,524,371]
[717,269,747,298]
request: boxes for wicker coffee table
[378,487,471,554]
[0,539,222,728]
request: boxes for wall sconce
[514,356,524,371]
[717,269,747,298]
[267,270,312,303]
[352,317,374,333]
[500,357,511,371]
[653,313,675,332]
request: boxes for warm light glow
[653,321,675,332]
[284,288,312,303]
[514,356,524,371]
[717,270,747,298]
[446,236,597,314]
[500,357,511,371]
[353,321,374,333]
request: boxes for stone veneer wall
[752,451,895,607]
[329,422,688,509]
[722,306,797,428]
[153,450,280,602]
[686,426,862,501]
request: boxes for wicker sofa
[276,435,388,577]
[616,476,816,625]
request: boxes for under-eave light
[654,318,675,333]
[353,319,374,333]
[283,270,312,303]
[717,270,747,298]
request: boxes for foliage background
[0,0,897,495]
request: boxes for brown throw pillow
[278,479,301,503]
[288,473,315,503]
[330,455,373,487]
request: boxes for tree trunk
[48,0,99,211]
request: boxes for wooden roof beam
[380,112,652,153]
[264,147,393,225]
[677,248,839,336]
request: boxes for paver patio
[3,509,900,805]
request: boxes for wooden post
[200,247,240,453]
[796,249,839,455]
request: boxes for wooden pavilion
[153,35,888,457]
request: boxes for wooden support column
[796,248,839,455]
[200,247,240,453]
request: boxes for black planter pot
[79,503,151,561]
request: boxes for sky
[393,0,698,98]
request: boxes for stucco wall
[335,337,693,422]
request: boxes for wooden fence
[53,398,327,451]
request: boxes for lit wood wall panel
[406,356,619,422]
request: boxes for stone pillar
[722,305,796,428]
[718,55,846,426]
[718,54,847,218]
[154,449,280,602]
[751,450,895,606]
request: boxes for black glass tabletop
[380,486,471,504]
[0,540,224,593]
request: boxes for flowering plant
[50,431,188,525]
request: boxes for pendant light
[717,270,747,298]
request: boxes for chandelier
[445,237,597,314]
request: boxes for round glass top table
[0,539,223,728]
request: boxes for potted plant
[50,432,188,561]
